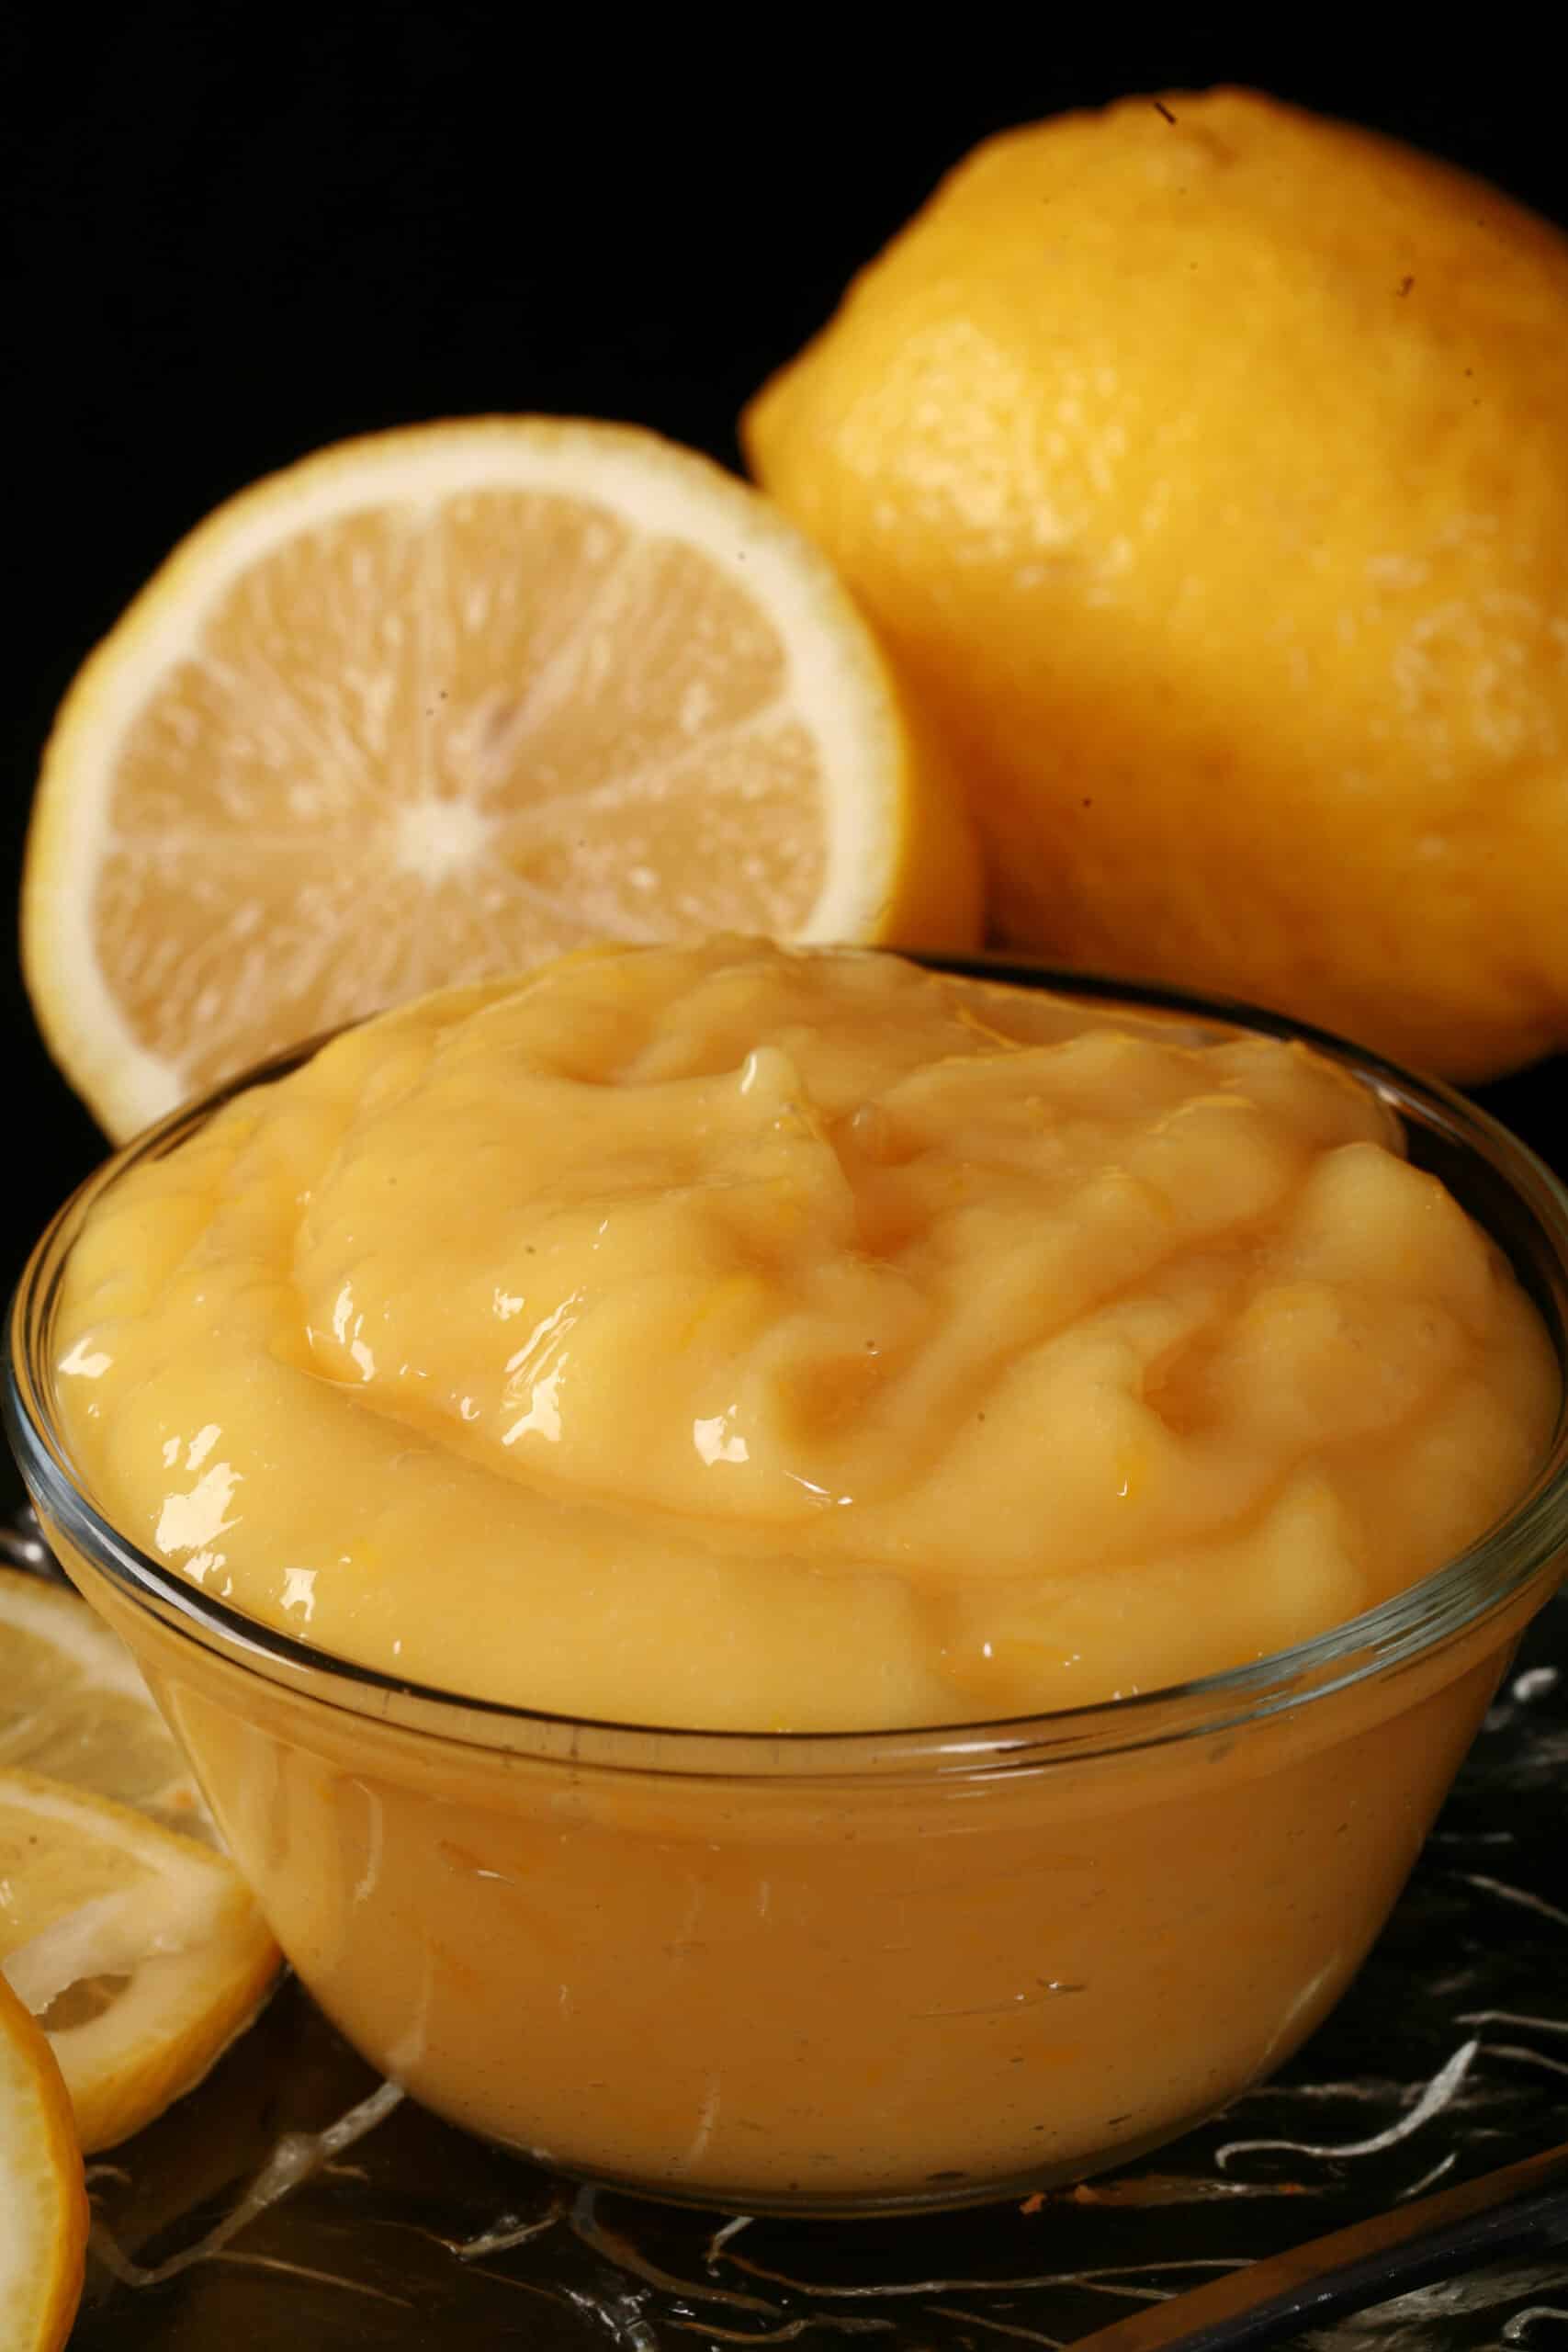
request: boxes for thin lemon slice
[0,1973,86,2351]
[0,1564,209,1838]
[24,416,982,1139]
[0,1769,281,2153]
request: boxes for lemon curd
[23,938,1568,2206]
[51,937,1555,1732]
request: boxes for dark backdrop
[6,12,1567,1304]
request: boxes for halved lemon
[0,1564,209,1838]
[24,417,981,1139]
[0,1768,280,2153]
[0,1973,85,2352]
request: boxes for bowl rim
[6,952,1568,1781]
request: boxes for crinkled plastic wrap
[41,1517,1562,2352]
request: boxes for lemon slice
[0,1769,281,2153]
[0,1564,209,1838]
[0,1974,85,2352]
[24,416,981,1139]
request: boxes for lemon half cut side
[24,417,981,1138]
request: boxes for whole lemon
[744,89,1568,1080]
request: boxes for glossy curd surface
[51,938,1556,1730]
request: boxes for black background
[6,10,1567,1297]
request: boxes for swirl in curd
[52,939,1558,1730]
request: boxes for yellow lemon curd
[52,937,1554,1732]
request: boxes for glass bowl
[7,966,1568,2217]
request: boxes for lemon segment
[0,1564,209,1838]
[0,1768,280,2153]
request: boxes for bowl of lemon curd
[8,938,1568,2215]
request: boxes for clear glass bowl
[7,967,1568,2217]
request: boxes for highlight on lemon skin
[745,85,1568,1082]
[22,415,982,1142]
